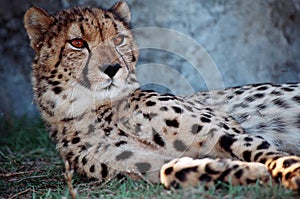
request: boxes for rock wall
[1,0,299,124]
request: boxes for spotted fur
[24,2,300,192]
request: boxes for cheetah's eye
[69,38,86,49]
[113,35,125,46]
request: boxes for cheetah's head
[24,2,139,103]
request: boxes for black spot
[254,152,263,161]
[232,128,241,134]
[119,130,128,137]
[274,172,282,183]
[217,168,232,181]
[172,106,183,114]
[257,85,269,91]
[283,158,298,168]
[160,106,168,111]
[162,93,175,97]
[183,105,193,112]
[164,167,173,175]
[255,135,264,140]
[135,162,151,174]
[143,113,158,120]
[246,178,257,184]
[62,139,69,147]
[234,90,244,95]
[273,98,290,108]
[79,145,86,152]
[243,150,252,162]
[266,151,280,156]
[191,124,203,134]
[82,156,87,165]
[231,165,238,169]
[173,140,187,152]
[131,97,140,102]
[227,95,234,100]
[292,95,300,104]
[50,69,57,74]
[153,129,165,147]
[259,158,266,164]
[116,150,133,161]
[271,162,277,170]
[256,141,270,150]
[258,123,267,129]
[165,119,179,128]
[158,97,172,101]
[115,141,127,147]
[71,137,80,144]
[199,174,212,182]
[54,60,60,68]
[131,54,136,62]
[219,134,237,156]
[175,166,198,181]
[137,92,145,98]
[253,93,265,99]
[234,169,243,178]
[104,112,113,124]
[257,104,267,110]
[146,101,156,106]
[101,163,108,178]
[104,127,112,136]
[205,164,220,175]
[285,172,292,181]
[244,143,251,147]
[271,91,282,96]
[244,137,253,142]
[293,167,300,173]
[89,165,95,173]
[222,123,230,130]
[281,87,294,92]
[245,96,255,102]
[53,87,62,94]
[200,117,211,123]
[202,114,212,118]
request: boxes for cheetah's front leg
[161,157,271,189]
[161,133,300,191]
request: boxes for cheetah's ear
[24,7,54,52]
[110,1,131,24]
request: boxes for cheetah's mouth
[99,79,117,90]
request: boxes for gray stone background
[1,0,300,126]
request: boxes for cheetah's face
[24,2,139,100]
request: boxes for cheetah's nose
[102,64,121,78]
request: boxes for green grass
[0,119,298,198]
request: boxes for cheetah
[24,1,300,191]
